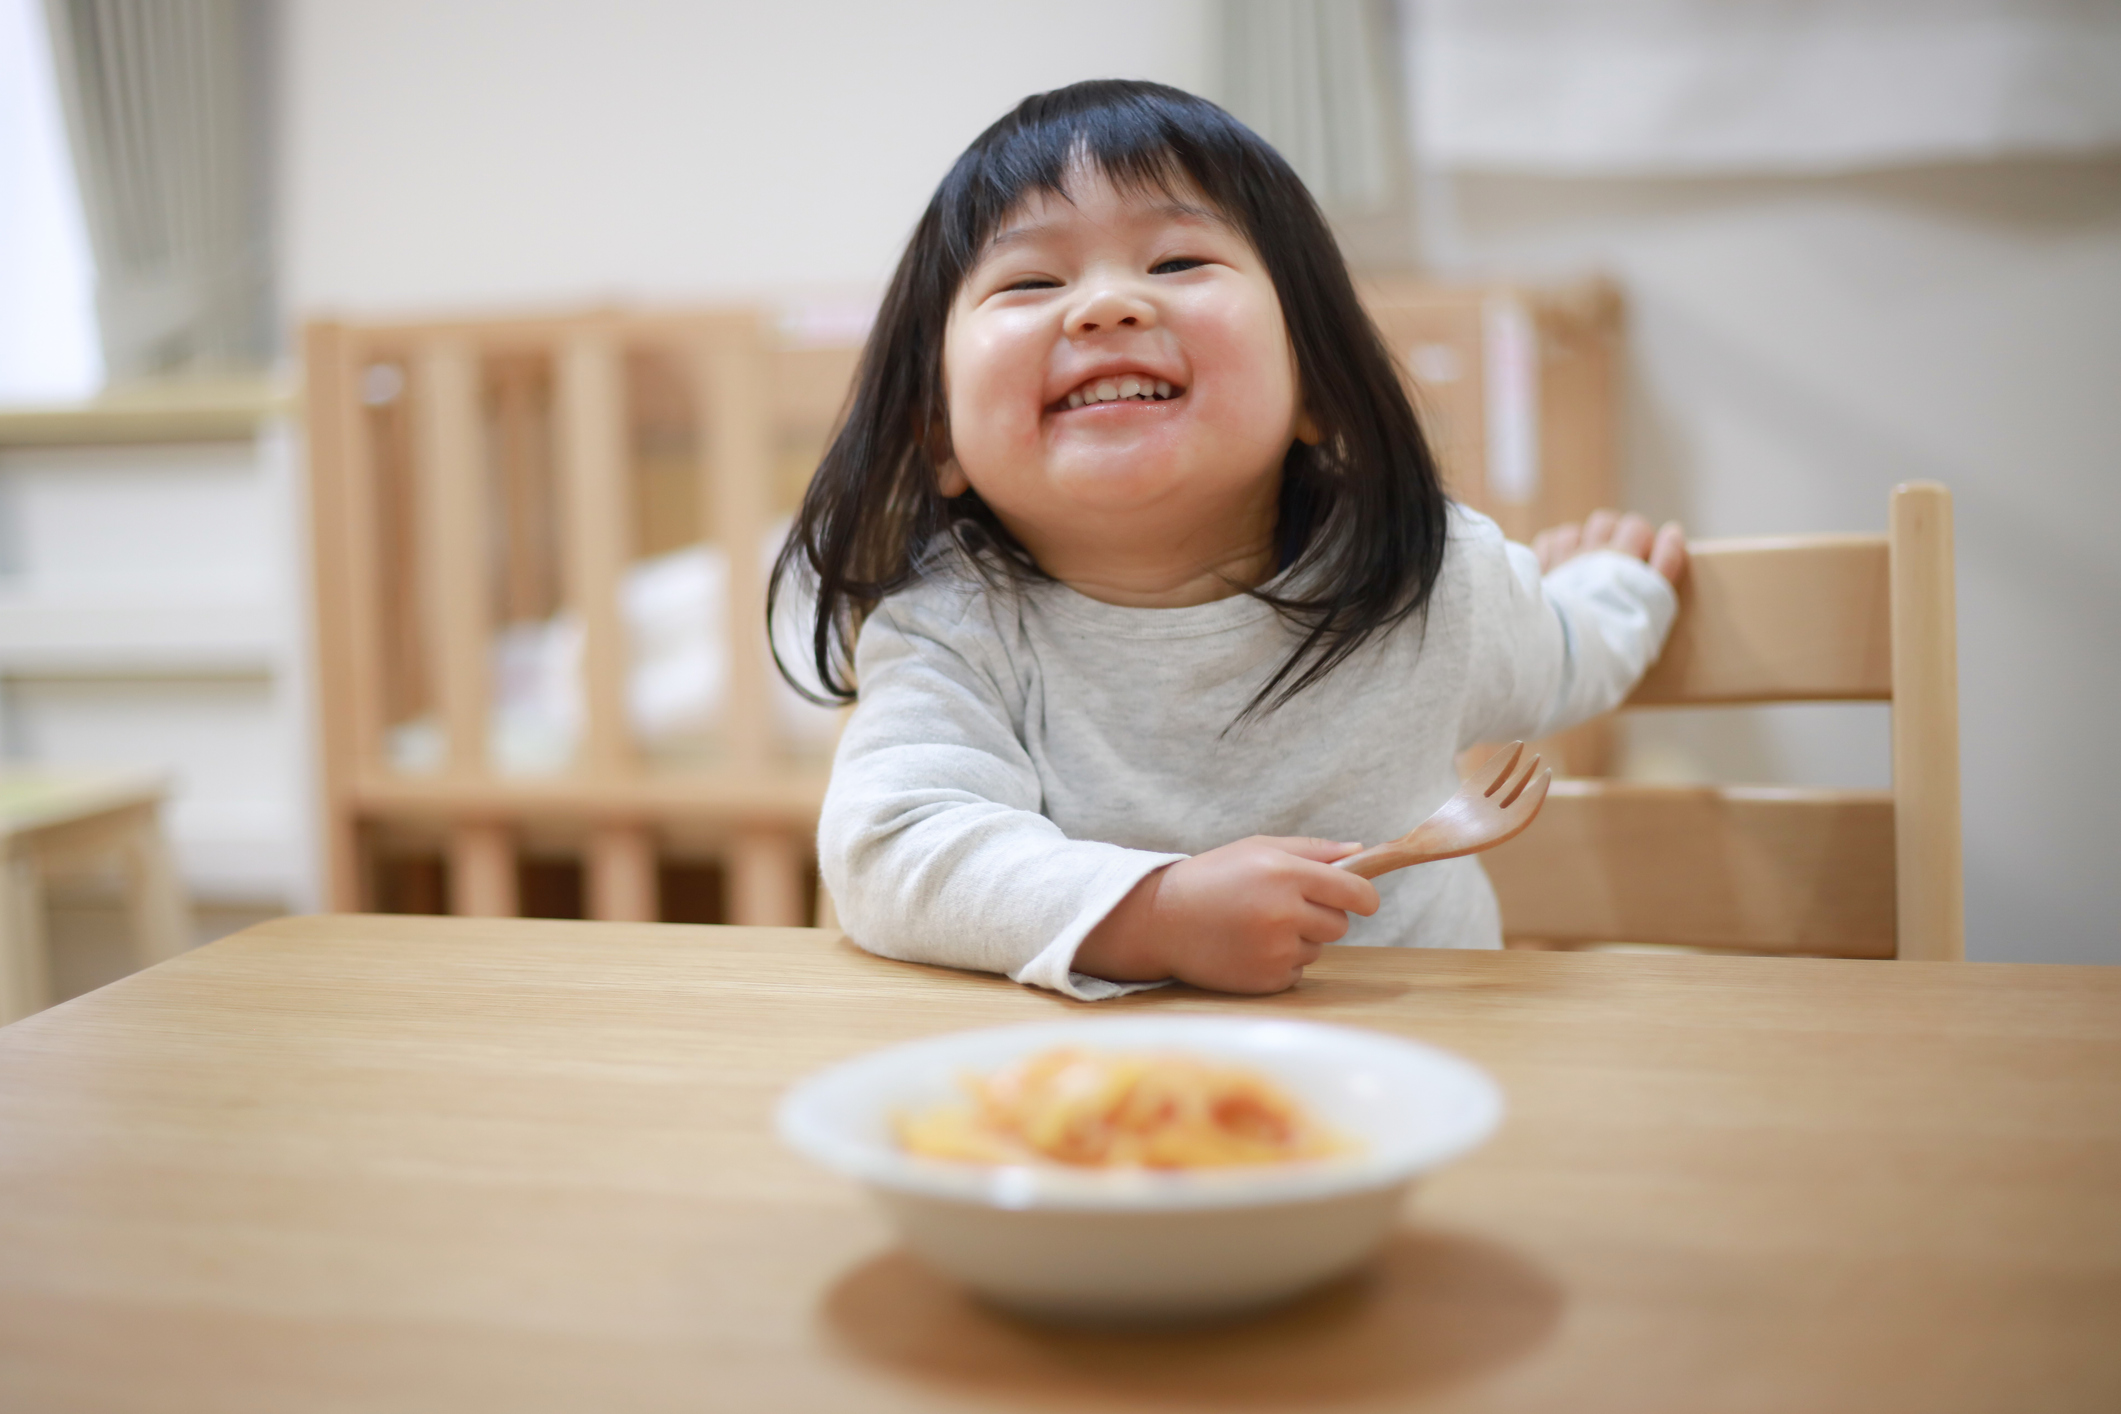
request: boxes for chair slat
[1629,536,1892,705]
[1888,483,1964,960]
[730,830,806,927]
[303,323,372,908]
[1484,780,1897,956]
[586,824,658,922]
[556,331,635,775]
[413,343,492,773]
[448,821,517,917]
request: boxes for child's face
[940,169,1309,585]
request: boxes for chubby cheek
[943,323,1049,474]
[1187,312,1302,452]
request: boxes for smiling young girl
[772,80,1684,1000]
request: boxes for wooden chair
[0,772,192,1023]
[1482,482,1963,960]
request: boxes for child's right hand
[1533,509,1687,586]
[1073,837,1381,994]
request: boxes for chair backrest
[1481,482,1964,960]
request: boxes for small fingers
[1259,836,1366,864]
[1580,508,1622,550]
[1535,523,1581,571]
[1300,862,1379,917]
[1651,520,1689,585]
[1298,903,1352,945]
[1609,511,1656,560]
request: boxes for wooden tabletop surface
[2,915,2116,1414]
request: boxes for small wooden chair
[1482,482,1963,960]
[0,772,193,1023]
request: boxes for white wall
[283,0,1212,314]
[279,2,2120,964]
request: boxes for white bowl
[776,1016,1503,1322]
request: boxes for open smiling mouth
[1056,375,1184,411]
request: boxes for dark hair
[770,78,1447,720]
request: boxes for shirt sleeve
[818,585,1183,1001]
[1456,512,1680,748]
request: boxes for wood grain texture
[1482,781,1896,955]
[1,916,2114,1414]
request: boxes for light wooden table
[0,771,191,1024]
[2,916,2116,1413]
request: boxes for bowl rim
[775,1015,1504,1212]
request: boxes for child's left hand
[1532,509,1687,586]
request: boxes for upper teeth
[1066,377,1176,409]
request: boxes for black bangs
[770,79,1449,723]
[931,84,1238,288]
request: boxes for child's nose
[1071,281,1157,335]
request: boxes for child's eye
[1004,276,1061,292]
[1151,258,1207,275]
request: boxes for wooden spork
[1332,742,1552,880]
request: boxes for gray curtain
[42,0,275,383]
[1217,0,1402,215]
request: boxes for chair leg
[729,831,804,927]
[0,854,51,1024]
[587,824,658,922]
[449,822,518,917]
[122,812,194,969]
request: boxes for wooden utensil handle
[1334,845,1420,879]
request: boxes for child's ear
[916,401,969,496]
[1294,405,1324,446]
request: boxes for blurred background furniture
[305,310,858,926]
[0,771,191,1023]
[0,383,303,1004]
[1364,276,1624,776]
[1485,481,1963,960]
[304,284,1621,927]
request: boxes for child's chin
[1051,463,1191,510]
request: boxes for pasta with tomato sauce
[897,1047,1346,1168]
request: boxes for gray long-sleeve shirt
[819,506,1677,999]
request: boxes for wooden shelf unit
[305,310,858,926]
